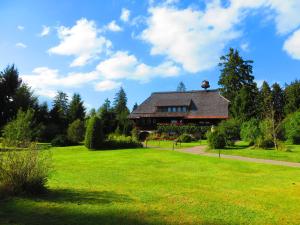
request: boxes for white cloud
[120,8,130,22]
[17,25,24,31]
[21,67,99,97]
[106,20,122,32]
[40,25,50,37]
[16,42,27,48]
[96,51,180,82]
[95,80,122,91]
[141,0,300,73]
[141,6,240,73]
[240,42,250,52]
[283,29,300,60]
[48,18,112,67]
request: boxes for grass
[207,141,300,163]
[146,140,207,149]
[1,145,300,224]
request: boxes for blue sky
[1,0,300,110]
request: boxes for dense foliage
[84,116,104,150]
[283,111,300,144]
[0,143,52,195]
[67,119,85,144]
[207,130,226,149]
[2,109,35,148]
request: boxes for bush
[240,119,261,145]
[2,109,35,148]
[51,135,71,147]
[67,119,85,144]
[157,124,210,139]
[283,111,300,144]
[0,143,52,196]
[84,116,104,150]
[177,133,195,143]
[218,119,240,146]
[207,130,226,149]
[104,134,142,149]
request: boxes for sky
[0,0,300,111]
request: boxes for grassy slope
[208,141,300,163]
[1,146,300,225]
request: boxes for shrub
[84,116,104,150]
[0,143,52,196]
[177,133,195,143]
[2,109,35,148]
[256,119,275,149]
[218,119,240,146]
[157,124,210,139]
[51,135,71,147]
[283,111,300,144]
[67,119,85,144]
[105,134,142,149]
[240,119,261,145]
[207,130,226,149]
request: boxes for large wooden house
[129,89,229,132]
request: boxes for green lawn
[207,141,300,163]
[1,146,300,224]
[146,140,207,149]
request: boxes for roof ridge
[152,89,219,94]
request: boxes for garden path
[163,145,300,168]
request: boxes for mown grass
[207,141,300,163]
[1,145,300,224]
[146,140,207,149]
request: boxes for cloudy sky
[1,0,300,110]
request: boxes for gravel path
[170,145,300,168]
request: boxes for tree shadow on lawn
[0,188,156,225]
[36,188,134,205]
[0,189,241,225]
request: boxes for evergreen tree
[132,103,138,112]
[284,80,300,115]
[177,81,186,92]
[0,65,22,127]
[218,48,256,118]
[68,93,86,123]
[218,48,255,102]
[84,116,104,150]
[98,99,116,135]
[49,91,69,136]
[231,85,259,121]
[259,81,272,118]
[113,87,131,135]
[271,83,284,121]
[113,87,128,114]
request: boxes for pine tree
[271,83,284,121]
[177,82,186,92]
[113,87,131,135]
[113,87,128,114]
[284,80,300,115]
[68,93,86,123]
[98,98,116,135]
[49,91,69,135]
[259,81,272,118]
[132,103,138,112]
[218,48,256,118]
[218,48,255,101]
[0,65,22,127]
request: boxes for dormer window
[157,106,188,112]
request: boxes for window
[172,107,176,112]
[168,107,172,112]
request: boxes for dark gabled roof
[129,89,229,119]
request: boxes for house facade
[129,89,229,131]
